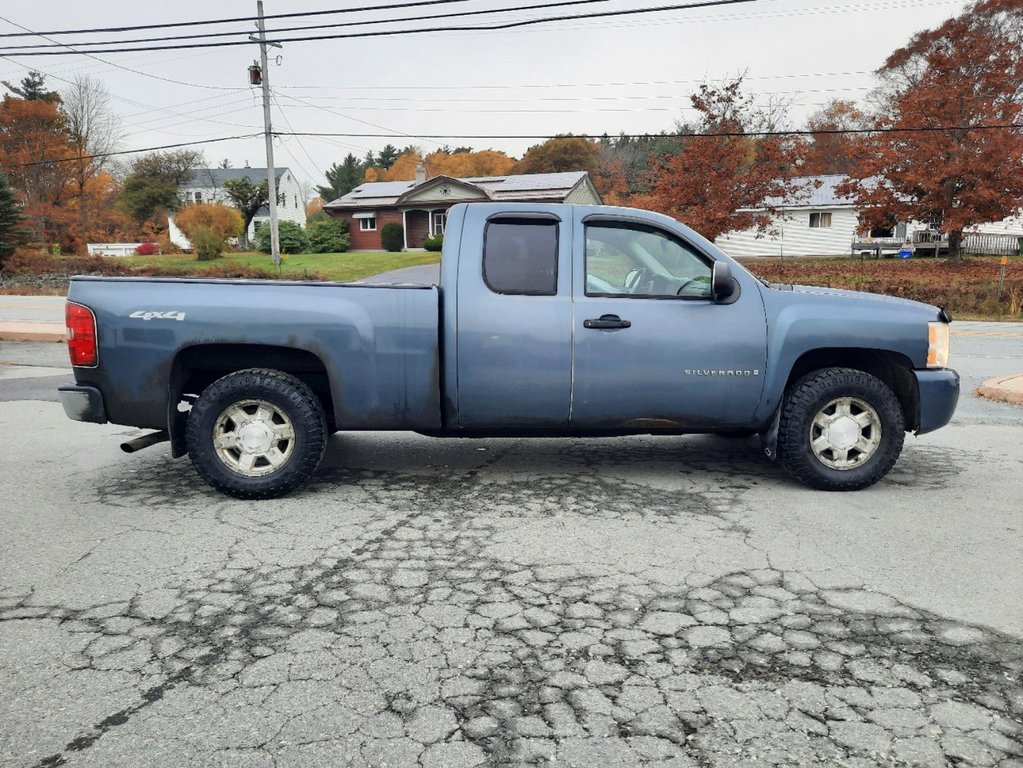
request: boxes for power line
[2,134,263,168]
[276,123,1023,140]
[1,0,757,56]
[0,0,618,51]
[0,0,476,38]
[0,14,242,90]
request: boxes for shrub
[424,234,443,252]
[381,222,404,252]
[190,226,226,262]
[255,220,309,254]
[307,218,350,253]
[135,241,160,256]
[175,203,243,260]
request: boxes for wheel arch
[168,343,336,457]
[783,348,919,431]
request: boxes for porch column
[402,209,408,250]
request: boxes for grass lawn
[121,250,441,282]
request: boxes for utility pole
[251,1,281,266]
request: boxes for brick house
[323,168,601,250]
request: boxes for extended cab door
[454,205,573,429]
[570,212,767,429]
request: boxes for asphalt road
[0,327,1021,768]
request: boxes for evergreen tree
[377,144,400,170]
[1,71,61,103]
[0,171,29,266]
[316,154,365,202]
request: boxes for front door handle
[584,314,631,330]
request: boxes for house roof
[763,174,855,209]
[186,168,289,188]
[325,171,590,209]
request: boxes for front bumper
[58,385,108,424]
[914,369,959,435]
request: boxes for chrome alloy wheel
[809,396,882,470]
[213,399,296,477]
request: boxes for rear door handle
[584,314,631,330]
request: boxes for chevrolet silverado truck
[59,202,959,499]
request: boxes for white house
[714,174,1023,258]
[169,167,306,250]
[715,175,871,258]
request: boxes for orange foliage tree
[641,80,808,241]
[801,100,866,176]
[370,149,517,182]
[513,136,598,175]
[0,96,77,249]
[837,0,1023,259]
[174,203,243,261]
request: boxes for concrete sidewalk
[978,373,1023,405]
[0,296,65,342]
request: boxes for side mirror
[712,262,739,304]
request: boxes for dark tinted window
[483,219,558,295]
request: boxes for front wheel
[186,368,327,499]
[778,367,905,491]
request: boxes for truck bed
[67,276,442,432]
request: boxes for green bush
[255,220,309,254]
[381,222,404,252]
[307,218,350,253]
[424,234,443,252]
[191,226,225,261]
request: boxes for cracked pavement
[2,332,1022,768]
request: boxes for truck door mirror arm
[712,262,740,304]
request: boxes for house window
[809,212,832,228]
[432,212,447,235]
[360,216,377,232]
[294,195,299,209]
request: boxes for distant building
[715,174,1023,258]
[169,167,305,250]
[324,169,601,250]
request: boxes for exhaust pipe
[120,430,170,454]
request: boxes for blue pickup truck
[59,202,959,498]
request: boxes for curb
[0,322,66,343]
[977,374,1023,406]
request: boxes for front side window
[194,191,202,203]
[483,219,558,296]
[360,216,377,232]
[432,212,447,235]
[809,211,832,228]
[585,223,712,299]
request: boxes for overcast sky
[0,0,969,193]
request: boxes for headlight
[927,322,950,368]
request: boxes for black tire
[778,367,905,491]
[186,368,327,499]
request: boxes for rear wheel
[186,368,327,499]
[778,367,904,491]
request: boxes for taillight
[66,302,98,367]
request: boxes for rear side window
[483,219,558,295]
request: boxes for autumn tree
[0,95,77,247]
[222,176,268,248]
[802,100,866,176]
[641,79,807,241]
[119,149,202,226]
[2,71,61,103]
[0,171,29,266]
[174,203,242,261]
[60,75,121,249]
[513,136,599,175]
[318,154,365,202]
[369,148,517,182]
[837,0,1023,260]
